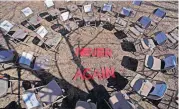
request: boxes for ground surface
[0,1,178,109]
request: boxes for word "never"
[75,47,112,57]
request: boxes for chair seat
[145,55,162,70]
[170,33,178,41]
[129,27,140,36]
[167,34,177,43]
[115,18,127,27]
[38,80,63,105]
[149,83,167,97]
[0,78,8,97]
[33,56,52,71]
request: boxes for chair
[127,16,152,39]
[129,0,143,17]
[22,80,65,109]
[0,50,17,69]
[43,34,63,51]
[82,3,97,27]
[75,100,97,109]
[166,26,178,49]
[130,74,167,100]
[149,8,166,29]
[0,20,31,46]
[99,2,116,27]
[134,31,168,54]
[144,54,177,71]
[108,91,138,109]
[5,28,29,47]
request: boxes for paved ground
[0,1,178,109]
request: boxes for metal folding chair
[22,80,65,109]
[149,8,166,30]
[166,26,178,49]
[130,74,167,100]
[127,16,152,40]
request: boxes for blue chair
[127,16,151,39]
[136,31,167,54]
[120,7,132,17]
[149,8,166,29]
[137,16,152,29]
[102,3,112,12]
[132,0,143,6]
[144,54,177,71]
[131,75,167,100]
[0,50,16,63]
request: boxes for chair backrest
[44,0,55,8]
[132,0,143,6]
[137,16,151,29]
[0,20,14,33]
[19,52,34,67]
[153,31,167,45]
[120,7,132,17]
[82,3,95,17]
[0,50,16,63]
[147,80,167,100]
[153,8,166,19]
[60,11,72,22]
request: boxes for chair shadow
[102,22,115,31]
[121,56,138,72]
[107,72,129,91]
[114,30,128,40]
[121,40,136,52]
[88,85,111,109]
